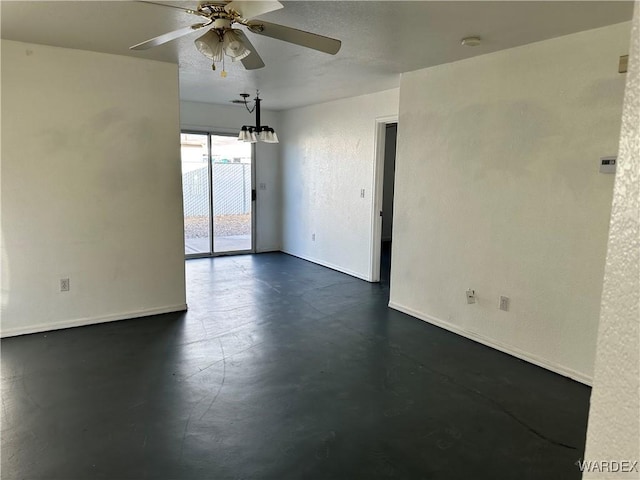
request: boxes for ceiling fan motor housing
[212,18,232,30]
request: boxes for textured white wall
[280,89,399,280]
[584,4,639,476]
[180,101,281,252]
[390,22,631,383]
[1,40,186,336]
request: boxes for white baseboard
[0,304,188,338]
[281,250,371,282]
[257,246,281,253]
[388,301,593,386]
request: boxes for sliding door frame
[182,129,256,259]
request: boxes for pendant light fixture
[235,92,279,144]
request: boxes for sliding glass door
[181,133,211,255]
[181,132,254,257]
[210,135,253,253]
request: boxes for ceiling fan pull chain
[221,55,227,78]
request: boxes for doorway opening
[370,117,398,283]
[380,123,397,284]
[181,132,255,257]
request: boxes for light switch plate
[466,289,476,304]
[600,156,617,174]
[619,55,628,74]
[499,296,509,311]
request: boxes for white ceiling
[1,1,634,110]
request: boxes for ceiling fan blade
[130,21,211,50]
[225,0,283,20]
[248,21,341,55]
[234,30,265,70]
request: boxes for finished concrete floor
[184,235,252,255]
[1,252,591,479]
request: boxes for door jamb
[251,142,257,253]
[369,115,398,282]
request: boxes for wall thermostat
[600,156,617,174]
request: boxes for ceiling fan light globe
[224,29,251,60]
[231,51,251,62]
[195,30,223,61]
[211,44,224,62]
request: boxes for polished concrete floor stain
[1,252,591,479]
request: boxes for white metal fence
[182,163,252,216]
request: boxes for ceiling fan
[130,1,342,72]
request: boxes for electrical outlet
[259,183,267,190]
[60,278,70,292]
[499,296,509,311]
[466,289,476,304]
[360,189,365,198]
[312,233,315,241]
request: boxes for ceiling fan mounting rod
[196,2,238,21]
[194,2,262,31]
[197,3,228,15]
